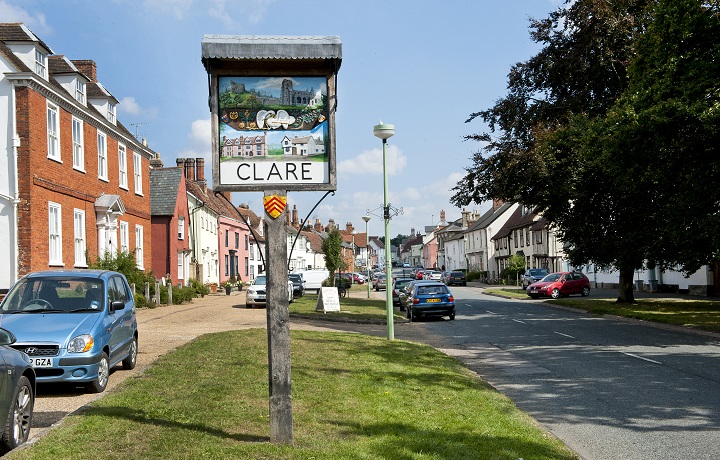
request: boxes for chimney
[346,222,354,233]
[72,60,97,82]
[440,210,446,222]
[150,152,163,169]
[184,158,195,181]
[286,208,291,226]
[411,228,416,237]
[196,158,205,181]
[222,191,232,202]
[292,205,300,229]
[461,208,470,228]
[493,199,505,211]
[314,218,323,232]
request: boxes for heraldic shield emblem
[263,195,287,219]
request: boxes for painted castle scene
[218,76,329,163]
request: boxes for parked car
[402,263,410,268]
[392,277,414,310]
[0,269,138,393]
[424,270,442,281]
[402,282,456,322]
[527,272,591,299]
[521,268,550,289]
[373,274,387,291]
[352,273,366,284]
[0,327,34,454]
[415,269,425,280]
[246,275,294,308]
[398,279,436,307]
[296,269,329,294]
[288,273,305,298]
[446,271,467,286]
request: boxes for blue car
[0,327,35,454]
[403,282,455,322]
[0,270,138,393]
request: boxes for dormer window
[107,103,116,124]
[34,49,47,78]
[75,79,86,104]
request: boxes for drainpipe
[9,84,20,284]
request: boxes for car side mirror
[110,300,125,312]
[0,327,16,346]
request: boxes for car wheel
[582,286,590,297]
[122,336,138,370]
[246,304,251,308]
[0,375,33,453]
[463,282,467,286]
[551,288,561,299]
[88,352,109,393]
[408,308,415,322]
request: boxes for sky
[2,0,562,238]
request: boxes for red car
[527,271,590,299]
[415,270,425,280]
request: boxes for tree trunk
[616,265,636,303]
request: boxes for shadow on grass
[330,419,576,460]
[80,405,270,443]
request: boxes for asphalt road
[418,286,720,460]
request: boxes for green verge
[289,293,405,322]
[8,330,577,460]
[485,288,720,333]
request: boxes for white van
[295,269,329,293]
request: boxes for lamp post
[351,230,356,277]
[362,215,371,299]
[373,121,395,340]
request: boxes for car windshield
[253,276,267,285]
[289,274,302,282]
[416,285,449,295]
[451,272,464,276]
[541,273,562,282]
[1,277,104,313]
[529,269,548,276]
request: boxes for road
[25,282,720,459]
[418,286,720,460]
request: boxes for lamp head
[373,121,395,140]
[362,215,371,223]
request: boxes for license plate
[530,289,538,294]
[30,357,53,367]
[426,298,441,303]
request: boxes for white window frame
[34,49,46,78]
[97,131,108,181]
[120,221,129,253]
[177,252,184,280]
[107,103,116,124]
[133,152,143,195]
[47,102,60,161]
[178,217,185,240]
[72,117,84,171]
[49,202,63,266]
[74,209,87,267]
[135,225,144,270]
[118,143,128,189]
[75,79,86,104]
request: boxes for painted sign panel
[217,76,330,187]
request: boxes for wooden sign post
[202,35,342,445]
[264,190,292,443]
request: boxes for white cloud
[0,1,51,35]
[337,144,407,176]
[142,0,192,19]
[188,118,211,152]
[118,96,161,118]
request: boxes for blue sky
[3,0,561,237]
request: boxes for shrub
[467,271,482,282]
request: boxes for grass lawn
[290,292,404,322]
[484,288,720,333]
[9,330,577,460]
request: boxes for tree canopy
[452,0,720,301]
[322,227,345,286]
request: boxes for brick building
[0,23,156,293]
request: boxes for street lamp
[374,120,395,340]
[362,215,371,299]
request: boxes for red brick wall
[15,86,152,276]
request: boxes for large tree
[322,227,345,286]
[452,0,720,302]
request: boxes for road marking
[554,331,575,339]
[512,319,527,324]
[486,310,496,314]
[621,352,662,365]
